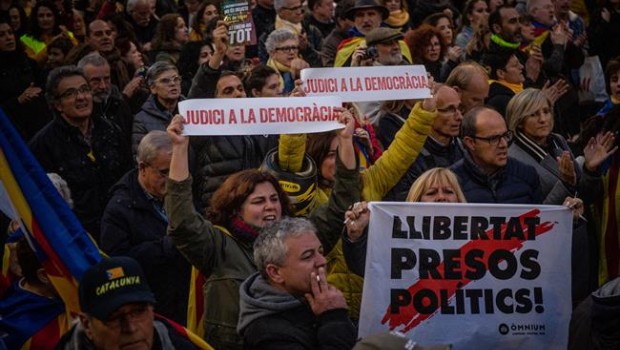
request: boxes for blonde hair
[405,168,466,203]
[505,88,552,132]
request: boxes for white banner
[179,96,343,135]
[300,66,431,102]
[359,202,572,349]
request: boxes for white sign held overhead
[179,96,343,135]
[300,65,432,102]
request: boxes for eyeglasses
[57,85,91,99]
[275,46,300,52]
[471,131,513,146]
[157,76,182,85]
[103,304,151,329]
[437,105,462,116]
[281,4,304,11]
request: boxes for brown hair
[405,24,446,64]
[306,131,338,185]
[207,169,292,225]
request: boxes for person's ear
[265,263,285,284]
[251,88,261,97]
[497,68,506,81]
[138,161,147,173]
[80,313,94,340]
[149,83,157,95]
[52,100,63,113]
[462,135,476,152]
[492,23,501,34]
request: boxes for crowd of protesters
[2,0,620,348]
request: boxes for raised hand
[542,79,569,105]
[557,151,576,186]
[167,115,189,147]
[344,201,370,242]
[584,131,618,172]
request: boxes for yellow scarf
[612,96,620,105]
[267,57,291,91]
[385,10,409,29]
[489,79,524,94]
[275,16,303,35]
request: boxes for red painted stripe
[381,209,555,331]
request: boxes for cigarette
[316,274,321,283]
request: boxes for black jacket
[238,272,357,350]
[0,50,52,142]
[55,316,197,350]
[188,65,279,208]
[92,86,134,150]
[384,136,464,201]
[486,82,515,118]
[569,277,620,350]
[100,169,191,324]
[29,115,132,241]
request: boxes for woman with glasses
[132,61,185,155]
[265,28,311,94]
[406,24,456,82]
[506,88,617,304]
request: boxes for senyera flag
[0,108,102,316]
[0,109,214,349]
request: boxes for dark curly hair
[207,169,292,225]
[29,0,61,40]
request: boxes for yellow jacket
[277,102,436,318]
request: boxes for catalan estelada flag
[0,108,102,317]
[0,109,214,349]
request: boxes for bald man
[383,85,465,201]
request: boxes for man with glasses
[257,0,323,67]
[100,131,191,325]
[132,61,184,156]
[451,106,544,204]
[55,256,199,349]
[384,85,465,201]
[29,66,132,242]
[78,52,133,147]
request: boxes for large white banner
[178,96,343,135]
[300,66,431,102]
[359,202,572,349]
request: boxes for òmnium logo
[498,322,546,336]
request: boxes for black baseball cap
[79,257,156,320]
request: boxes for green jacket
[165,156,360,349]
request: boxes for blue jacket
[451,152,543,204]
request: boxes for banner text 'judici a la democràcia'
[358,202,572,349]
[178,96,343,136]
[300,65,432,102]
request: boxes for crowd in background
[2,0,620,348]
